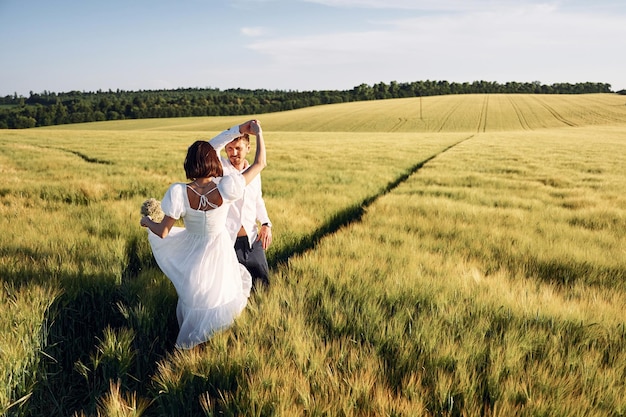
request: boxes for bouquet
[141,198,164,222]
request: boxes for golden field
[1,94,625,416]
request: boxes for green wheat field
[1,93,625,416]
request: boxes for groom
[209,121,272,289]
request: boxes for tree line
[0,80,616,129]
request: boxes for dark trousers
[234,235,270,289]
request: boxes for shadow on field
[4,233,179,417]
[269,136,474,268]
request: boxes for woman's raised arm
[241,120,266,185]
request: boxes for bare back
[186,182,224,211]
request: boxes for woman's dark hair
[184,140,223,179]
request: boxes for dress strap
[187,185,219,209]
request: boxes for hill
[42,93,626,133]
[1,80,613,128]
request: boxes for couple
[140,120,271,349]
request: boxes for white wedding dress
[146,174,252,349]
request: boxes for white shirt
[209,125,272,247]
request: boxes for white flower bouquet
[141,198,164,222]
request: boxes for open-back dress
[146,173,252,349]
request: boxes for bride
[140,120,266,349]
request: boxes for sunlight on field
[47,93,626,133]
[1,94,625,416]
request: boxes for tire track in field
[38,145,114,165]
[436,100,464,132]
[476,95,489,133]
[389,117,409,132]
[269,135,475,268]
[531,96,577,127]
[507,96,532,130]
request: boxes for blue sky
[1,0,625,96]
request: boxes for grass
[1,93,625,416]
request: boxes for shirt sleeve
[217,173,245,203]
[160,183,186,219]
[208,125,242,153]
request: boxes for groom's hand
[258,224,272,250]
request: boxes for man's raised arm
[209,120,257,152]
